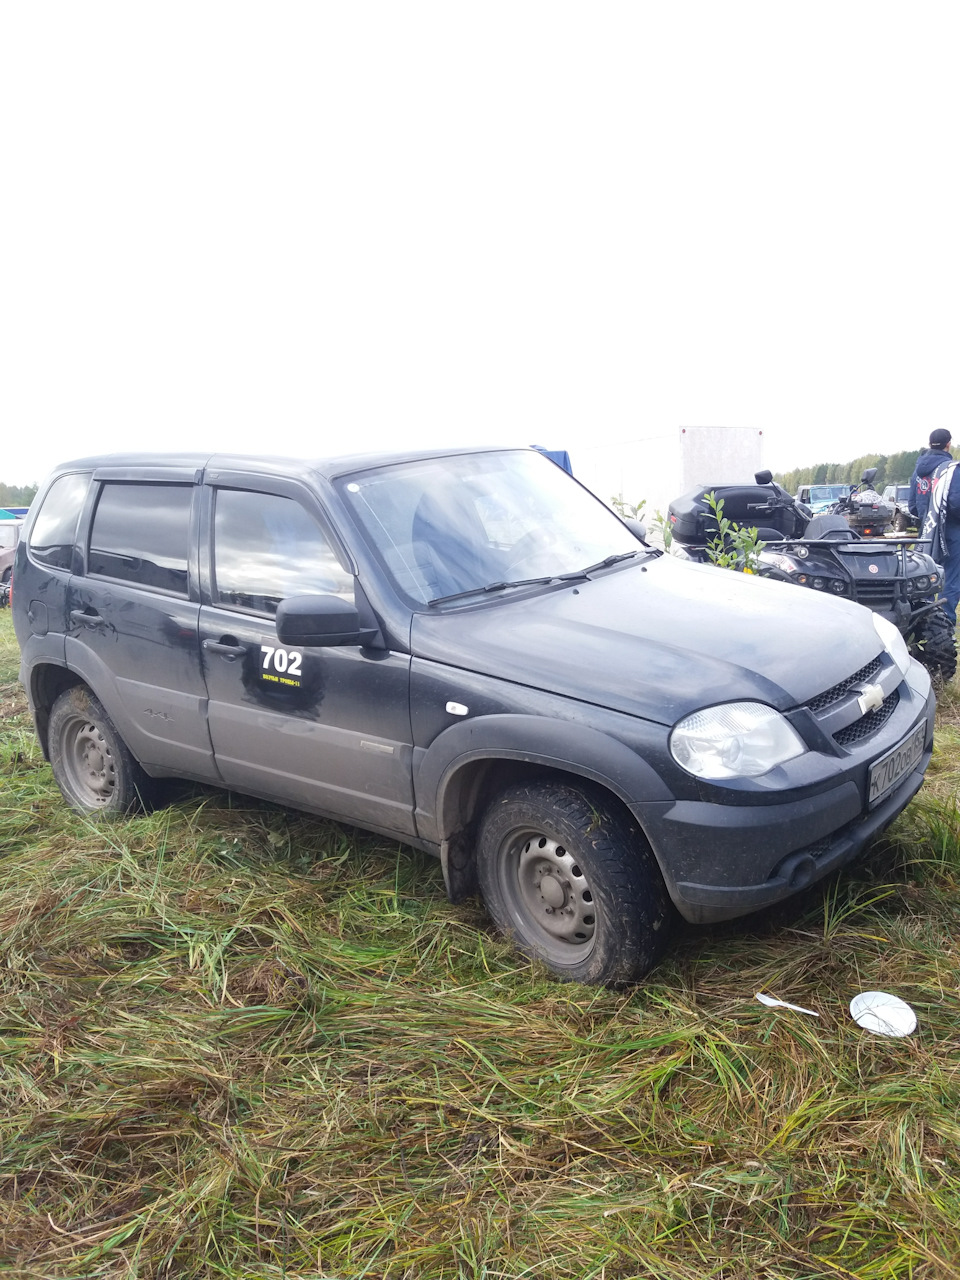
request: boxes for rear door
[65,472,218,781]
[197,474,416,837]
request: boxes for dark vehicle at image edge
[668,470,956,680]
[13,448,936,985]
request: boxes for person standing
[922,444,960,629]
[910,429,953,524]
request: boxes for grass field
[2,608,960,1278]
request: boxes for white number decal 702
[260,644,303,682]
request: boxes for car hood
[410,555,886,725]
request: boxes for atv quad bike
[830,476,896,537]
[667,469,957,681]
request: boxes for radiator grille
[805,656,883,715]
[851,581,902,603]
[833,690,900,745]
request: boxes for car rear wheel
[476,780,673,985]
[48,687,153,814]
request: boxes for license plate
[868,724,925,808]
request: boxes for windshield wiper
[428,576,555,606]
[558,550,642,580]
[428,550,652,605]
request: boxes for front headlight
[670,702,807,780]
[771,554,801,573]
[872,612,911,678]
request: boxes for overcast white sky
[2,2,958,493]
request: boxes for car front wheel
[476,780,673,985]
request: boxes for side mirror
[861,467,878,485]
[622,517,647,542]
[755,469,773,485]
[275,594,376,647]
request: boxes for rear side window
[213,489,353,614]
[88,483,192,595]
[28,472,91,569]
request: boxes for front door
[197,479,416,837]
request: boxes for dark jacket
[939,462,960,522]
[910,447,953,520]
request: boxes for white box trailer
[573,426,765,521]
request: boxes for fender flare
[415,714,676,901]
[415,712,674,846]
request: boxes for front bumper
[637,664,936,924]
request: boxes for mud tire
[476,780,673,985]
[48,686,155,814]
[907,605,957,682]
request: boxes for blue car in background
[795,483,851,514]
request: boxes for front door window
[212,488,353,615]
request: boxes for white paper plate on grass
[849,991,916,1038]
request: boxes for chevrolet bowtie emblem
[857,683,884,715]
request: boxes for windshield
[808,485,849,503]
[338,450,642,604]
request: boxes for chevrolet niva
[12,448,935,984]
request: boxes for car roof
[43,444,527,483]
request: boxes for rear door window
[88,483,192,595]
[212,488,353,615]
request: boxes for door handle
[203,638,246,660]
[70,608,105,627]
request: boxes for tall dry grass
[2,612,960,1278]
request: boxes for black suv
[13,448,936,984]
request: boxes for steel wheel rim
[498,827,597,963]
[62,716,117,806]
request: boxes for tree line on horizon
[773,448,925,494]
[0,482,38,509]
